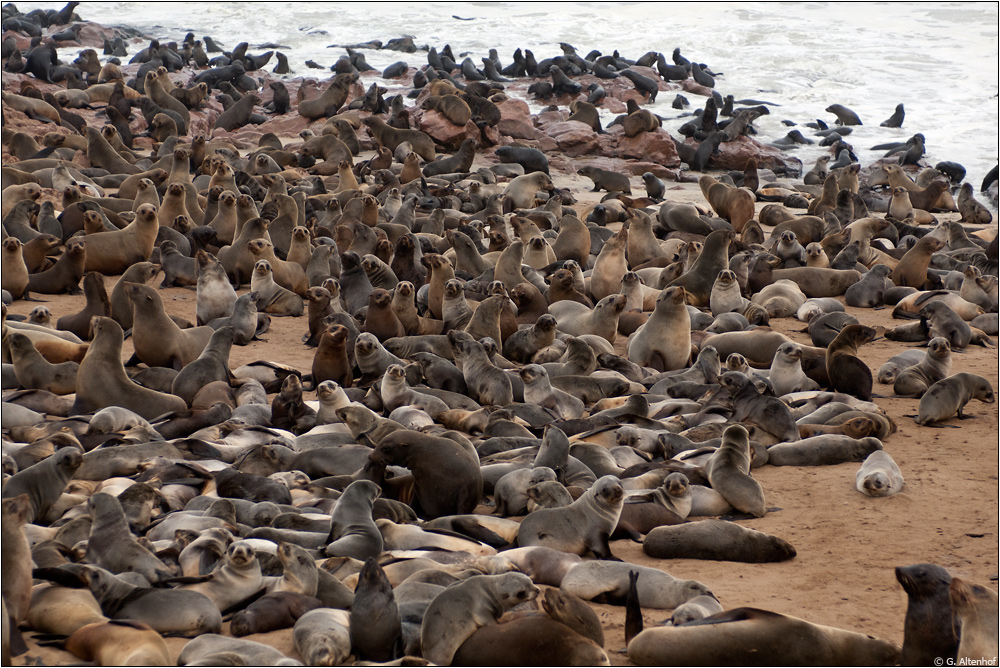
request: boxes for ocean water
[17,1,1000,190]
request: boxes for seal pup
[893,337,951,398]
[705,425,766,517]
[517,475,625,559]
[348,558,402,661]
[421,572,539,666]
[915,373,995,426]
[855,450,904,497]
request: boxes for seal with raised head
[72,317,187,420]
[348,557,402,662]
[949,577,999,663]
[705,425,765,517]
[324,480,383,560]
[421,572,540,666]
[893,337,951,398]
[896,563,959,665]
[628,286,691,372]
[517,475,625,559]
[826,324,877,401]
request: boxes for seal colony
[1,4,997,666]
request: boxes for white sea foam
[16,1,1000,189]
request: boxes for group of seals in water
[2,3,997,666]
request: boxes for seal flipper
[442,517,508,548]
[624,570,643,646]
[590,532,620,561]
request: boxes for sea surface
[17,1,1000,190]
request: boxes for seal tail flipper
[624,570,642,647]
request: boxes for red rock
[543,121,599,157]
[536,136,558,153]
[75,23,118,49]
[608,88,648,107]
[534,110,567,128]
[252,112,317,139]
[599,97,627,114]
[414,109,479,149]
[616,129,681,167]
[709,136,802,177]
[680,78,714,98]
[622,162,680,180]
[495,98,537,140]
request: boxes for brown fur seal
[896,563,959,664]
[504,171,555,209]
[578,165,632,193]
[668,229,734,306]
[126,282,214,369]
[628,607,898,665]
[549,294,627,344]
[369,429,483,519]
[298,73,355,119]
[7,332,79,395]
[81,203,158,275]
[362,116,436,161]
[949,577,999,662]
[421,573,539,666]
[251,259,305,316]
[915,373,995,426]
[644,520,796,562]
[892,235,946,288]
[699,175,755,232]
[628,286,691,372]
[72,317,187,419]
[312,324,353,387]
[517,475,624,559]
[894,337,951,397]
[826,324,877,401]
[705,425,765,517]
[25,237,87,295]
[855,450,904,497]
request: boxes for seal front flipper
[624,570,643,646]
